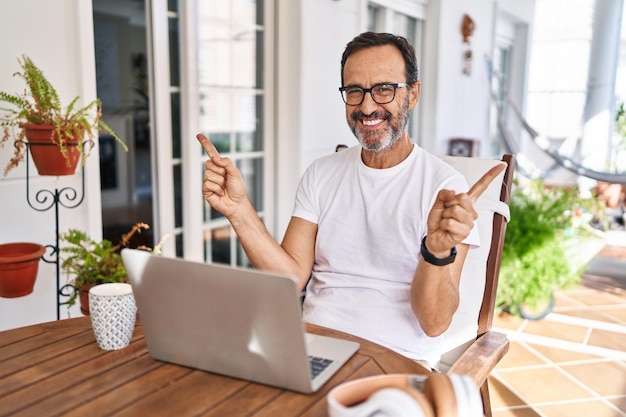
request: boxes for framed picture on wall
[448,138,478,157]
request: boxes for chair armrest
[447,330,509,386]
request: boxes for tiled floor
[489,232,626,417]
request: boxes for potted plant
[496,179,600,319]
[0,55,127,176]
[59,222,165,315]
[0,242,46,298]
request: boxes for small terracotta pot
[0,242,46,298]
[24,124,82,176]
[78,284,95,316]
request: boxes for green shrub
[60,223,151,307]
[497,180,594,312]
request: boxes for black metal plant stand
[24,143,85,320]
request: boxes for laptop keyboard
[309,355,334,379]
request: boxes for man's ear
[409,81,421,110]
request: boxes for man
[198,32,504,368]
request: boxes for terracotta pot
[0,242,46,298]
[24,124,82,176]
[78,284,95,316]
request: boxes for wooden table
[0,317,429,416]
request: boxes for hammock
[496,104,561,179]
[492,71,626,185]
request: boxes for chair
[438,154,515,417]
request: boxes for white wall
[433,1,496,156]
[275,0,364,238]
[430,0,535,159]
[300,0,364,165]
[0,0,100,329]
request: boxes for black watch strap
[420,236,457,266]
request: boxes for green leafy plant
[60,223,160,307]
[497,180,595,314]
[0,55,127,175]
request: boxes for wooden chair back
[437,154,514,368]
[478,154,514,335]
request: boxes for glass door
[491,44,512,157]
[94,0,156,251]
[96,0,272,262]
[145,0,177,256]
[194,1,271,266]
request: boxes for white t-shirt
[293,144,480,367]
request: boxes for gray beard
[352,96,410,152]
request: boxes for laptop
[121,248,360,394]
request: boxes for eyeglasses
[338,82,408,106]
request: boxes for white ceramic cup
[89,283,137,350]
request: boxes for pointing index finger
[196,133,220,159]
[467,163,506,201]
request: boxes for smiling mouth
[362,118,385,127]
[352,110,390,128]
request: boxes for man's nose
[359,91,378,113]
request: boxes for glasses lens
[343,87,364,105]
[372,84,396,104]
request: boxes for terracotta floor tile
[560,361,626,397]
[558,285,601,296]
[564,291,626,307]
[596,245,626,258]
[607,396,626,412]
[610,291,626,301]
[495,367,592,403]
[492,407,542,417]
[496,342,546,369]
[528,343,600,363]
[536,400,624,417]
[493,312,526,331]
[490,236,626,416]
[554,293,586,308]
[488,376,527,407]
[596,306,626,324]
[601,292,626,303]
[522,319,589,344]
[587,328,626,351]
[553,307,624,324]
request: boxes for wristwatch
[420,236,457,266]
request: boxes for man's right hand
[197,133,248,218]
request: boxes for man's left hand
[425,164,506,257]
